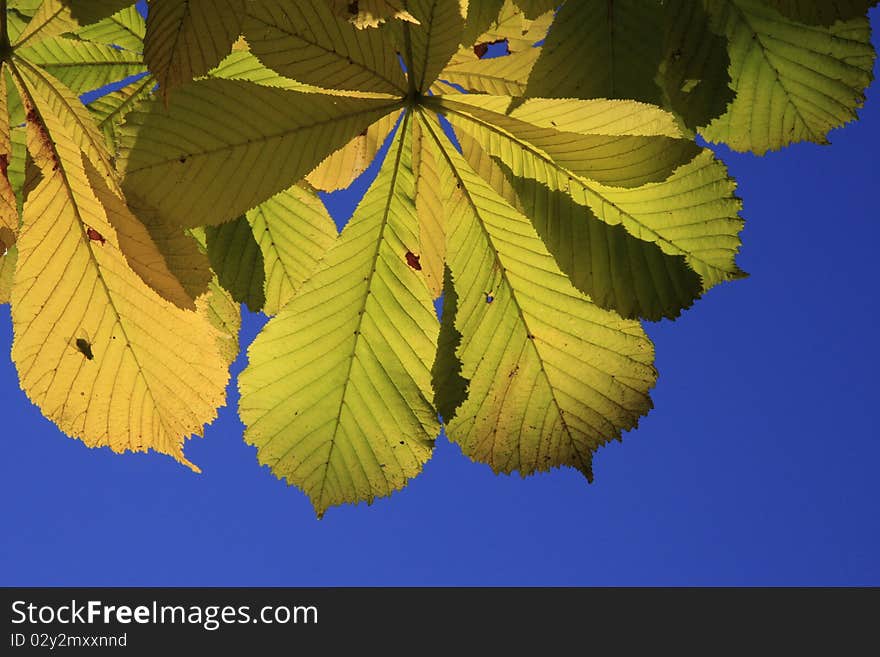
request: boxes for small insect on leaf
[75,338,95,361]
[405,251,422,271]
[86,227,106,245]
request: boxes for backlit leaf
[422,112,656,479]
[243,0,407,94]
[700,0,876,153]
[10,86,229,471]
[119,79,402,227]
[239,114,440,515]
[144,0,243,99]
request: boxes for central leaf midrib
[124,98,403,173]
[247,10,406,94]
[8,60,190,444]
[314,111,411,508]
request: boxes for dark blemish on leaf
[348,0,358,15]
[399,440,405,445]
[178,155,187,164]
[0,154,8,177]
[405,251,421,270]
[75,338,94,360]
[86,227,106,245]
[527,333,535,340]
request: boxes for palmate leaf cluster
[0,0,875,515]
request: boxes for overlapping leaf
[9,78,229,470]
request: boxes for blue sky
[1,10,878,586]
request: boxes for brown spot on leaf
[86,227,106,245]
[405,251,421,271]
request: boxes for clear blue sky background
[1,9,878,586]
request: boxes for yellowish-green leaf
[239,113,440,516]
[525,0,664,105]
[439,47,539,95]
[700,0,876,154]
[399,0,465,92]
[306,111,398,192]
[75,5,146,53]
[436,95,700,187]
[87,74,154,150]
[13,0,79,50]
[329,0,419,28]
[247,183,338,316]
[442,97,744,290]
[412,115,451,297]
[17,36,145,93]
[422,112,656,479]
[243,0,407,95]
[144,0,243,99]
[205,215,266,313]
[0,245,15,303]
[202,277,241,367]
[11,94,229,471]
[119,79,402,227]
[459,131,703,320]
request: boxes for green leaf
[64,0,136,27]
[512,0,558,21]
[75,5,146,53]
[460,0,505,47]
[144,0,243,99]
[17,36,145,93]
[436,95,701,187]
[87,74,154,149]
[205,214,267,313]
[765,0,878,26]
[247,183,338,316]
[431,266,467,421]
[239,113,440,516]
[459,132,704,320]
[700,0,876,154]
[119,79,402,227]
[525,0,665,105]
[658,0,733,131]
[443,98,744,290]
[398,0,464,93]
[242,0,407,94]
[439,48,539,96]
[421,111,656,479]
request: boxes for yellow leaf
[11,99,230,471]
[13,0,78,50]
